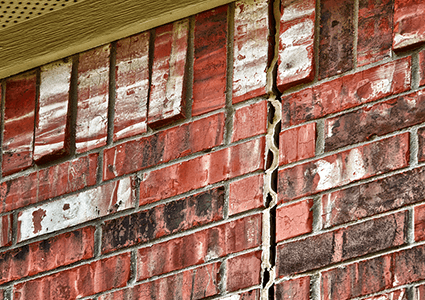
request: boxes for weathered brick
[102,187,225,253]
[326,90,425,152]
[418,126,425,162]
[232,101,267,142]
[34,59,72,162]
[140,137,265,204]
[363,290,407,300]
[76,44,110,153]
[192,5,228,116]
[279,122,316,165]
[136,214,261,280]
[393,244,425,286]
[275,276,310,300]
[17,177,134,242]
[358,0,394,66]
[278,0,315,92]
[101,262,221,300]
[415,203,425,241]
[282,57,411,127]
[114,32,150,141]
[276,199,313,242]
[233,0,268,103]
[279,133,409,202]
[13,253,130,300]
[227,251,262,292]
[148,19,189,128]
[2,71,36,176]
[0,227,94,284]
[104,113,224,180]
[419,49,425,86]
[1,153,98,214]
[0,214,12,248]
[229,174,264,216]
[319,0,354,79]
[277,211,407,276]
[321,255,393,300]
[393,0,425,50]
[322,166,425,228]
[416,284,425,299]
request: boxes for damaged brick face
[2,0,425,299]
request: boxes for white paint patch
[34,141,64,160]
[114,122,147,140]
[281,7,315,22]
[280,19,314,47]
[18,178,134,242]
[218,295,240,300]
[40,60,72,100]
[345,148,366,181]
[278,45,310,79]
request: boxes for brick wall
[1,0,425,299]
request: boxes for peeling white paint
[279,19,314,47]
[40,60,72,100]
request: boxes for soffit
[0,0,234,79]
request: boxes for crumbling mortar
[408,208,415,245]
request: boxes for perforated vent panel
[0,0,78,28]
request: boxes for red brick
[192,5,228,116]
[104,113,224,180]
[17,177,134,242]
[102,187,226,253]
[0,290,3,300]
[415,203,425,241]
[233,0,268,103]
[102,262,221,300]
[136,214,261,280]
[0,226,94,284]
[282,57,411,127]
[418,126,425,162]
[2,71,36,176]
[363,289,407,300]
[148,19,189,128]
[229,174,264,215]
[13,253,130,300]
[326,90,425,152]
[232,101,267,142]
[279,123,316,165]
[0,214,12,248]
[140,137,265,205]
[322,166,425,228]
[34,59,72,162]
[393,244,425,286]
[275,276,310,300]
[76,44,110,153]
[393,0,425,50]
[276,199,313,242]
[277,211,407,277]
[278,0,315,91]
[416,284,425,299]
[357,0,394,66]
[114,32,150,141]
[321,254,393,300]
[1,153,98,214]
[419,49,425,86]
[278,133,409,202]
[227,251,262,292]
[319,0,354,79]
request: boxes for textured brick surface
[279,122,316,165]
[282,57,411,127]
[76,45,110,153]
[278,0,315,91]
[148,19,189,127]
[233,0,268,103]
[3,71,36,176]
[363,290,407,300]
[13,253,131,300]
[418,126,425,162]
[275,276,310,300]
[104,113,224,180]
[140,137,265,205]
[357,0,394,66]
[0,214,12,248]
[415,203,425,241]
[232,100,268,142]
[276,199,313,242]
[114,32,150,141]
[0,227,94,284]
[229,174,264,215]
[227,251,262,292]
[278,133,409,202]
[393,0,425,49]
[319,0,354,79]
[192,5,228,116]
[102,187,226,253]
[34,59,71,162]
[420,49,425,86]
